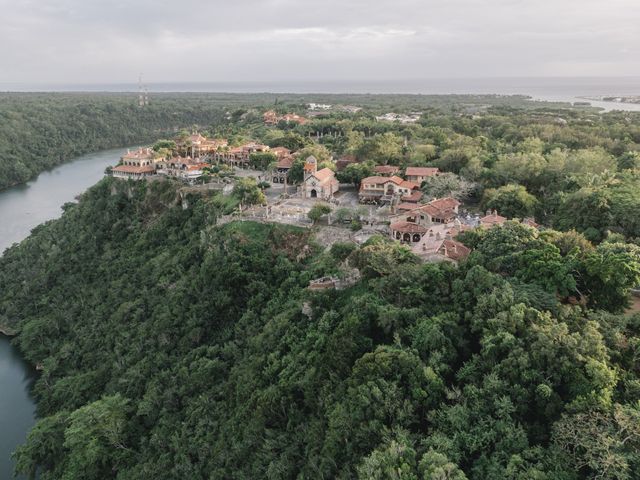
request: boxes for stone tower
[303,155,318,180]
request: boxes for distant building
[338,105,362,114]
[263,110,279,125]
[263,110,308,126]
[308,103,332,110]
[375,112,421,124]
[301,156,339,199]
[281,113,308,125]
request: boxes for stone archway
[403,233,411,242]
[413,233,421,243]
[310,189,318,198]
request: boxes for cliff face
[3,177,640,480]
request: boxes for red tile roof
[406,197,459,220]
[374,165,400,175]
[401,190,424,203]
[122,148,154,161]
[418,204,457,220]
[397,202,421,211]
[446,223,472,237]
[439,239,471,261]
[390,221,429,234]
[113,165,155,174]
[399,180,419,190]
[276,157,294,169]
[312,167,336,183]
[360,176,393,186]
[406,167,439,177]
[429,197,461,211]
[481,212,507,225]
[271,147,292,157]
[360,176,418,190]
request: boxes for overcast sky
[1,0,639,85]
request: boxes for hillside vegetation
[0,91,593,191]
[0,93,231,189]
[1,178,639,479]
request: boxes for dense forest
[1,178,639,479]
[0,91,570,191]
[0,93,232,189]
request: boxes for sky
[1,0,639,85]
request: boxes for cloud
[0,0,638,84]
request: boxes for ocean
[2,77,640,111]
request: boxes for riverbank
[0,336,38,479]
[0,147,133,254]
[0,146,136,477]
[0,138,156,194]
[0,325,16,336]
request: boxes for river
[0,147,129,479]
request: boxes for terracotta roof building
[390,221,430,244]
[405,167,439,184]
[112,164,156,180]
[270,147,292,158]
[480,210,507,228]
[400,190,424,204]
[263,110,279,125]
[398,197,461,225]
[121,147,155,167]
[407,223,472,263]
[301,156,339,199]
[359,175,419,203]
[215,142,270,168]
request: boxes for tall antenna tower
[138,74,145,108]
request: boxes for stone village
[111,124,539,266]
